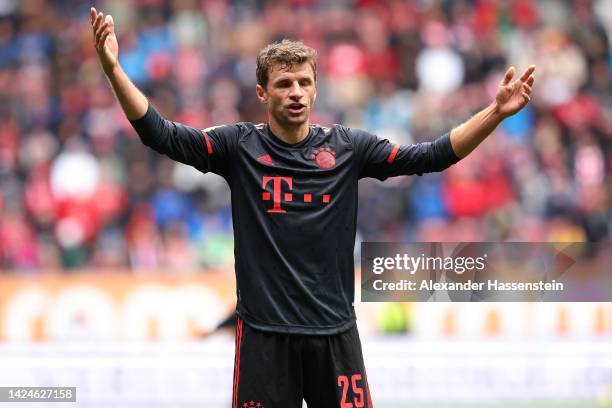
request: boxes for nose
[288,81,304,100]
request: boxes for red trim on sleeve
[202,130,213,154]
[387,144,399,164]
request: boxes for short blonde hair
[256,39,317,88]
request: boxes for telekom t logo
[262,176,330,213]
[262,176,292,213]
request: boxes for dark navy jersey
[131,105,460,335]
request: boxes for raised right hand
[90,7,119,75]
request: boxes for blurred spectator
[0,0,610,272]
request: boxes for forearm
[449,102,505,159]
[105,64,149,120]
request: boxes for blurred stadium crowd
[0,0,610,271]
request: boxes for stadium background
[0,0,610,406]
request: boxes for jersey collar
[264,124,315,149]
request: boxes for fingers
[92,10,104,32]
[91,10,114,50]
[99,30,111,50]
[503,64,536,87]
[522,82,532,94]
[96,16,113,40]
[91,8,113,38]
[95,21,108,43]
[522,93,530,103]
[501,66,515,85]
[95,24,109,46]
[519,65,536,82]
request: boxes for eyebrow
[273,75,313,84]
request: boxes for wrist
[489,101,506,122]
[103,62,120,78]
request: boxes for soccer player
[90,7,535,407]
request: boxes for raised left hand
[495,65,536,118]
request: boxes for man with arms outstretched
[90,7,535,407]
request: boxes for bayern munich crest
[312,146,336,169]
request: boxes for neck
[268,118,310,145]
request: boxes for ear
[256,84,268,104]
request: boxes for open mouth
[286,103,306,115]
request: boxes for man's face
[256,62,316,128]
